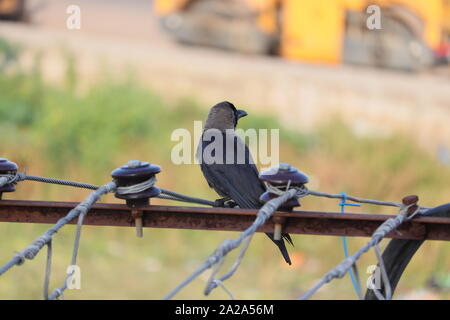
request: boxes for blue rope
[339,192,362,298]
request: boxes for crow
[196,101,293,265]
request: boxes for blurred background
[0,0,449,299]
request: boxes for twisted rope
[372,245,392,300]
[48,209,88,300]
[0,175,13,188]
[0,181,117,277]
[116,177,156,195]
[266,183,430,210]
[159,188,216,207]
[163,188,303,300]
[299,204,419,300]
[3,172,99,190]
[4,172,217,207]
[43,240,53,300]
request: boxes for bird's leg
[224,199,238,208]
[214,197,237,208]
[213,197,229,207]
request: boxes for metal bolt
[278,163,292,172]
[402,195,419,206]
[402,195,419,217]
[127,160,142,168]
[272,217,286,241]
[132,209,143,238]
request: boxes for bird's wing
[201,162,265,208]
[199,132,266,208]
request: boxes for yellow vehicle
[0,0,25,21]
[154,0,450,71]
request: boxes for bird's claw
[224,200,238,208]
[214,198,237,208]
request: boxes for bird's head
[204,101,248,131]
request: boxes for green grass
[0,41,448,300]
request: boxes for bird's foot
[214,197,237,208]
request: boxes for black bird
[196,101,293,265]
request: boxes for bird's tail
[265,233,293,265]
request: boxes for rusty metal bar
[0,200,449,240]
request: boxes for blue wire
[339,192,362,298]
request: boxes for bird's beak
[237,109,248,119]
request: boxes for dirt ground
[2,0,450,154]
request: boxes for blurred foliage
[0,39,448,299]
[0,37,20,72]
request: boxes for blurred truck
[0,0,25,21]
[154,0,450,71]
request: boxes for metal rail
[0,200,449,240]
